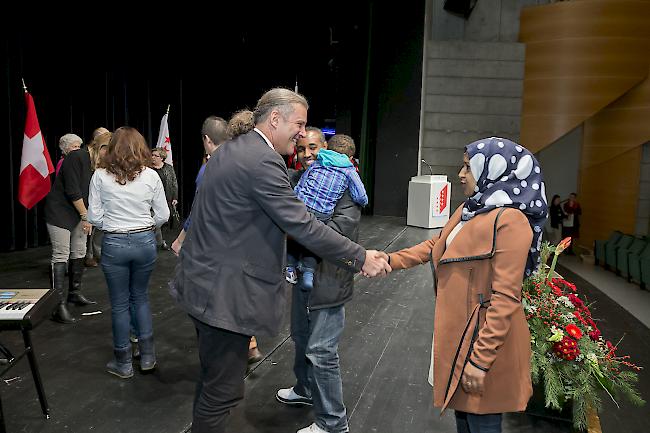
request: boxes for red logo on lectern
[432,183,449,217]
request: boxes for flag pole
[22,78,28,93]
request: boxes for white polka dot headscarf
[462,137,548,276]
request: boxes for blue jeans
[101,231,157,351]
[291,283,348,433]
[455,411,502,433]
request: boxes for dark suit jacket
[169,130,366,336]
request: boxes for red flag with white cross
[18,91,54,209]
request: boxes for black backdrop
[0,3,424,252]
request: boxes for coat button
[347,260,353,266]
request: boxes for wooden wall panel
[519,0,650,153]
[579,147,641,248]
[578,68,650,247]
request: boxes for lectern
[406,175,451,229]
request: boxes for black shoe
[67,292,97,306]
[52,303,77,324]
[160,241,170,251]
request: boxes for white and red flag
[18,91,53,209]
[156,107,173,165]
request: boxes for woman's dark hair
[100,127,152,185]
[551,194,561,205]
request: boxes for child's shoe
[285,266,298,284]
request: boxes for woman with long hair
[84,130,112,267]
[387,137,547,433]
[88,127,169,378]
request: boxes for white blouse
[446,221,466,248]
[87,167,170,232]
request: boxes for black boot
[50,262,76,324]
[67,258,96,306]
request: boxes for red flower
[553,336,580,361]
[556,237,572,254]
[589,329,601,341]
[551,285,563,296]
[567,294,583,308]
[566,324,583,340]
[606,341,616,355]
[573,311,588,325]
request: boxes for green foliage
[523,241,644,429]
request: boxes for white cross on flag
[18,92,54,209]
[156,112,173,166]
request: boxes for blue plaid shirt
[294,161,368,216]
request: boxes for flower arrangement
[522,237,645,430]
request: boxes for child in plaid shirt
[288,135,368,289]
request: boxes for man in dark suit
[169,88,390,433]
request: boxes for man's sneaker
[285,266,298,284]
[276,386,313,406]
[297,423,330,433]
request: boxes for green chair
[605,234,633,271]
[595,231,622,266]
[630,243,650,286]
[616,237,648,279]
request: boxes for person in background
[87,127,169,378]
[562,192,582,255]
[151,147,178,250]
[387,137,546,433]
[547,194,565,245]
[55,134,82,176]
[84,130,112,267]
[45,133,97,325]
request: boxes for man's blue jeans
[101,231,157,350]
[291,283,348,433]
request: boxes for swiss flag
[18,92,53,209]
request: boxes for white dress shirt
[87,167,170,232]
[254,128,275,150]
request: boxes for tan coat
[389,205,533,414]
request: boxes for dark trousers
[190,316,250,433]
[455,411,502,433]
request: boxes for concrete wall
[536,126,582,202]
[421,41,525,209]
[418,0,549,210]
[430,0,551,43]
[637,142,650,236]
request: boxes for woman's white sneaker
[276,386,313,406]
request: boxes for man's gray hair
[305,126,325,144]
[253,88,309,125]
[59,133,83,152]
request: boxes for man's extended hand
[361,250,391,277]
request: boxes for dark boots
[106,348,134,378]
[138,336,156,371]
[51,262,76,324]
[67,258,96,306]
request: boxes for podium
[407,175,451,229]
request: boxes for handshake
[360,250,392,278]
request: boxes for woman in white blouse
[88,127,169,379]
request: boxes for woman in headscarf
[387,137,547,433]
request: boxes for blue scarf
[462,137,548,276]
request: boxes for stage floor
[0,216,647,432]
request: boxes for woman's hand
[461,362,486,395]
[81,221,93,235]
